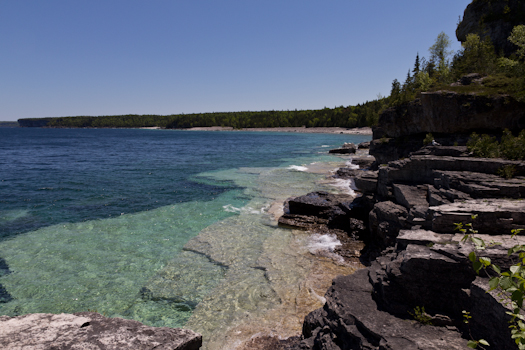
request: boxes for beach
[184,126,373,135]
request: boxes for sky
[0,0,473,121]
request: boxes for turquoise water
[0,128,370,337]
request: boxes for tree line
[389,24,525,106]
[18,99,388,129]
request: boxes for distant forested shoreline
[17,99,387,129]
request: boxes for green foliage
[388,24,525,109]
[388,32,454,107]
[467,129,525,160]
[20,99,389,129]
[509,25,525,59]
[482,74,515,88]
[429,32,453,83]
[408,306,433,325]
[458,219,525,349]
[423,133,434,146]
[501,129,525,160]
[498,165,517,179]
[452,33,497,78]
[414,71,432,92]
[467,132,501,158]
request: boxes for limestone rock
[429,198,525,234]
[357,141,370,149]
[470,278,518,350]
[436,170,525,199]
[393,184,428,210]
[456,0,525,57]
[0,312,202,350]
[372,92,525,140]
[353,171,378,194]
[300,268,469,350]
[368,201,408,248]
[329,142,357,154]
[334,167,360,179]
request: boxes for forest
[18,99,387,129]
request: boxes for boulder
[334,167,360,179]
[353,171,378,194]
[350,157,375,169]
[0,312,202,350]
[279,191,357,232]
[329,143,357,154]
[357,141,370,149]
[368,201,408,248]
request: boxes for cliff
[373,91,525,140]
[275,91,525,349]
[456,0,525,56]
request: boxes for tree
[412,53,421,75]
[452,33,497,77]
[429,32,453,83]
[509,24,525,59]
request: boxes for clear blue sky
[0,0,473,121]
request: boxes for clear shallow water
[0,128,370,346]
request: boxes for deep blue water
[0,128,371,328]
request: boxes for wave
[287,165,308,172]
[328,178,356,196]
[307,233,341,254]
[345,159,360,169]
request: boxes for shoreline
[182,126,373,135]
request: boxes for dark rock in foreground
[300,268,468,350]
[0,312,202,350]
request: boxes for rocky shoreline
[2,91,525,349]
[268,91,525,350]
[184,126,373,135]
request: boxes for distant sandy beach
[184,126,373,135]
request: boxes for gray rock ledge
[0,312,202,350]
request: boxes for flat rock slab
[393,184,429,209]
[430,198,525,234]
[0,312,202,350]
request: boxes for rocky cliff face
[373,91,525,140]
[456,0,525,56]
[290,145,525,350]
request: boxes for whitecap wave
[321,145,330,148]
[345,159,359,170]
[307,234,341,254]
[329,178,357,195]
[287,165,308,172]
